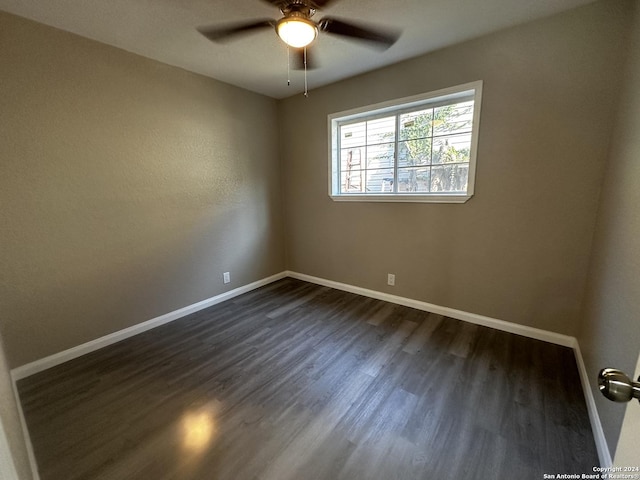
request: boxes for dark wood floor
[18,278,598,480]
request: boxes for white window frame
[328,81,483,203]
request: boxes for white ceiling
[0,0,596,99]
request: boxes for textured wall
[279,1,631,336]
[0,12,285,368]
[578,1,640,457]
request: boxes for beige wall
[279,1,631,335]
[0,0,637,472]
[0,12,285,368]
[578,1,640,457]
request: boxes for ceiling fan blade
[258,0,295,9]
[310,0,339,7]
[319,17,400,49]
[259,0,337,9]
[197,19,275,43]
[292,47,318,70]
[259,0,338,9]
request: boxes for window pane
[398,167,431,193]
[330,82,481,201]
[366,116,395,145]
[365,169,395,193]
[341,169,365,193]
[399,109,433,140]
[398,139,431,167]
[341,122,366,149]
[366,143,394,169]
[340,148,363,171]
[433,101,474,136]
[432,133,472,164]
[431,164,469,193]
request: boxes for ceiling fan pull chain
[304,46,308,98]
[287,45,291,86]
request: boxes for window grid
[329,81,482,203]
[338,103,474,195]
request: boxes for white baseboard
[9,268,612,469]
[8,271,285,480]
[11,271,287,381]
[286,271,576,347]
[10,380,40,480]
[573,342,612,468]
[286,270,612,467]
[0,420,20,480]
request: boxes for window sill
[329,194,473,204]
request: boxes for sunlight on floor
[181,403,219,453]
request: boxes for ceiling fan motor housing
[280,2,316,19]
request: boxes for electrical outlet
[223,272,231,284]
[387,273,395,286]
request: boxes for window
[328,81,482,203]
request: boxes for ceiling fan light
[276,17,317,48]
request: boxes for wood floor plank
[402,312,443,355]
[360,318,418,377]
[17,278,599,480]
[366,302,396,327]
[265,285,329,318]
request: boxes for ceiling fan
[197,0,400,71]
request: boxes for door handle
[598,368,640,403]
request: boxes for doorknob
[598,368,640,403]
